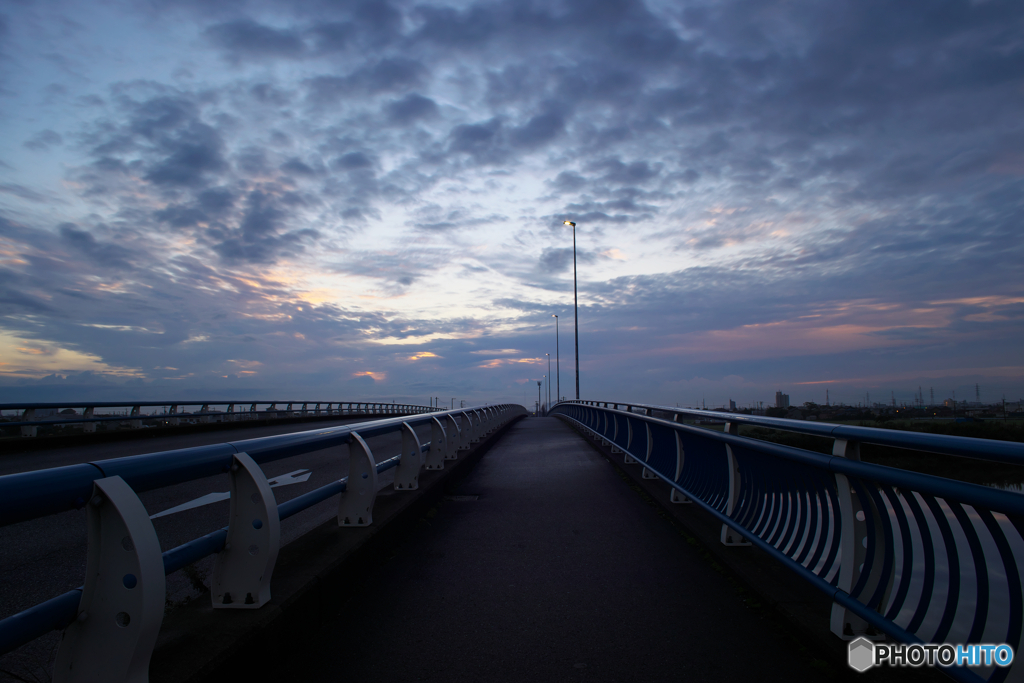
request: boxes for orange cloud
[354,370,387,381]
[477,357,543,369]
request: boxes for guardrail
[0,400,438,438]
[0,404,525,682]
[552,400,1024,683]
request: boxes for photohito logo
[848,638,1015,672]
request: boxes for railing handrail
[559,402,1024,517]
[0,404,525,662]
[0,406,489,528]
[562,400,1024,465]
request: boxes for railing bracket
[212,452,280,609]
[53,476,165,683]
[339,432,378,526]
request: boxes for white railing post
[671,431,691,503]
[642,424,659,479]
[720,422,750,546]
[458,412,472,451]
[53,476,165,683]
[426,417,447,470]
[83,406,96,433]
[445,414,460,459]
[211,452,280,608]
[339,432,377,526]
[829,438,886,640]
[609,413,621,453]
[20,408,37,437]
[623,418,638,464]
[129,406,142,430]
[395,423,422,490]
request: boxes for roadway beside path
[261,417,860,683]
[0,416,379,475]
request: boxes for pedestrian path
[260,417,847,682]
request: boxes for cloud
[510,111,564,149]
[58,223,137,270]
[385,93,438,124]
[305,58,426,105]
[1,0,1023,407]
[24,129,63,151]
[0,183,54,203]
[205,20,306,61]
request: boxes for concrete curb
[150,413,526,683]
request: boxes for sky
[0,0,1022,410]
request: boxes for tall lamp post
[552,314,559,403]
[537,381,542,416]
[546,353,551,409]
[563,220,580,400]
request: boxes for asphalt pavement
[259,417,846,683]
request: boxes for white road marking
[150,469,312,519]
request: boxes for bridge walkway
[259,417,852,682]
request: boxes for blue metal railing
[553,400,1024,683]
[0,404,524,663]
[568,400,1024,464]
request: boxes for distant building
[775,392,790,409]
[729,399,737,411]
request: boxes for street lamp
[537,380,542,416]
[563,220,580,400]
[546,354,551,410]
[552,314,559,404]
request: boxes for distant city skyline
[1,1,1022,407]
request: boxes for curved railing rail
[563,400,1024,465]
[552,401,1024,683]
[0,404,526,680]
[0,400,439,438]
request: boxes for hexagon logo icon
[848,637,875,672]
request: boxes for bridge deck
[260,417,849,682]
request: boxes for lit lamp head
[563,220,576,227]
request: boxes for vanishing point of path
[260,417,846,682]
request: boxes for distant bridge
[0,400,439,439]
[1,401,1022,682]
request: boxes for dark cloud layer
[0,0,1022,405]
